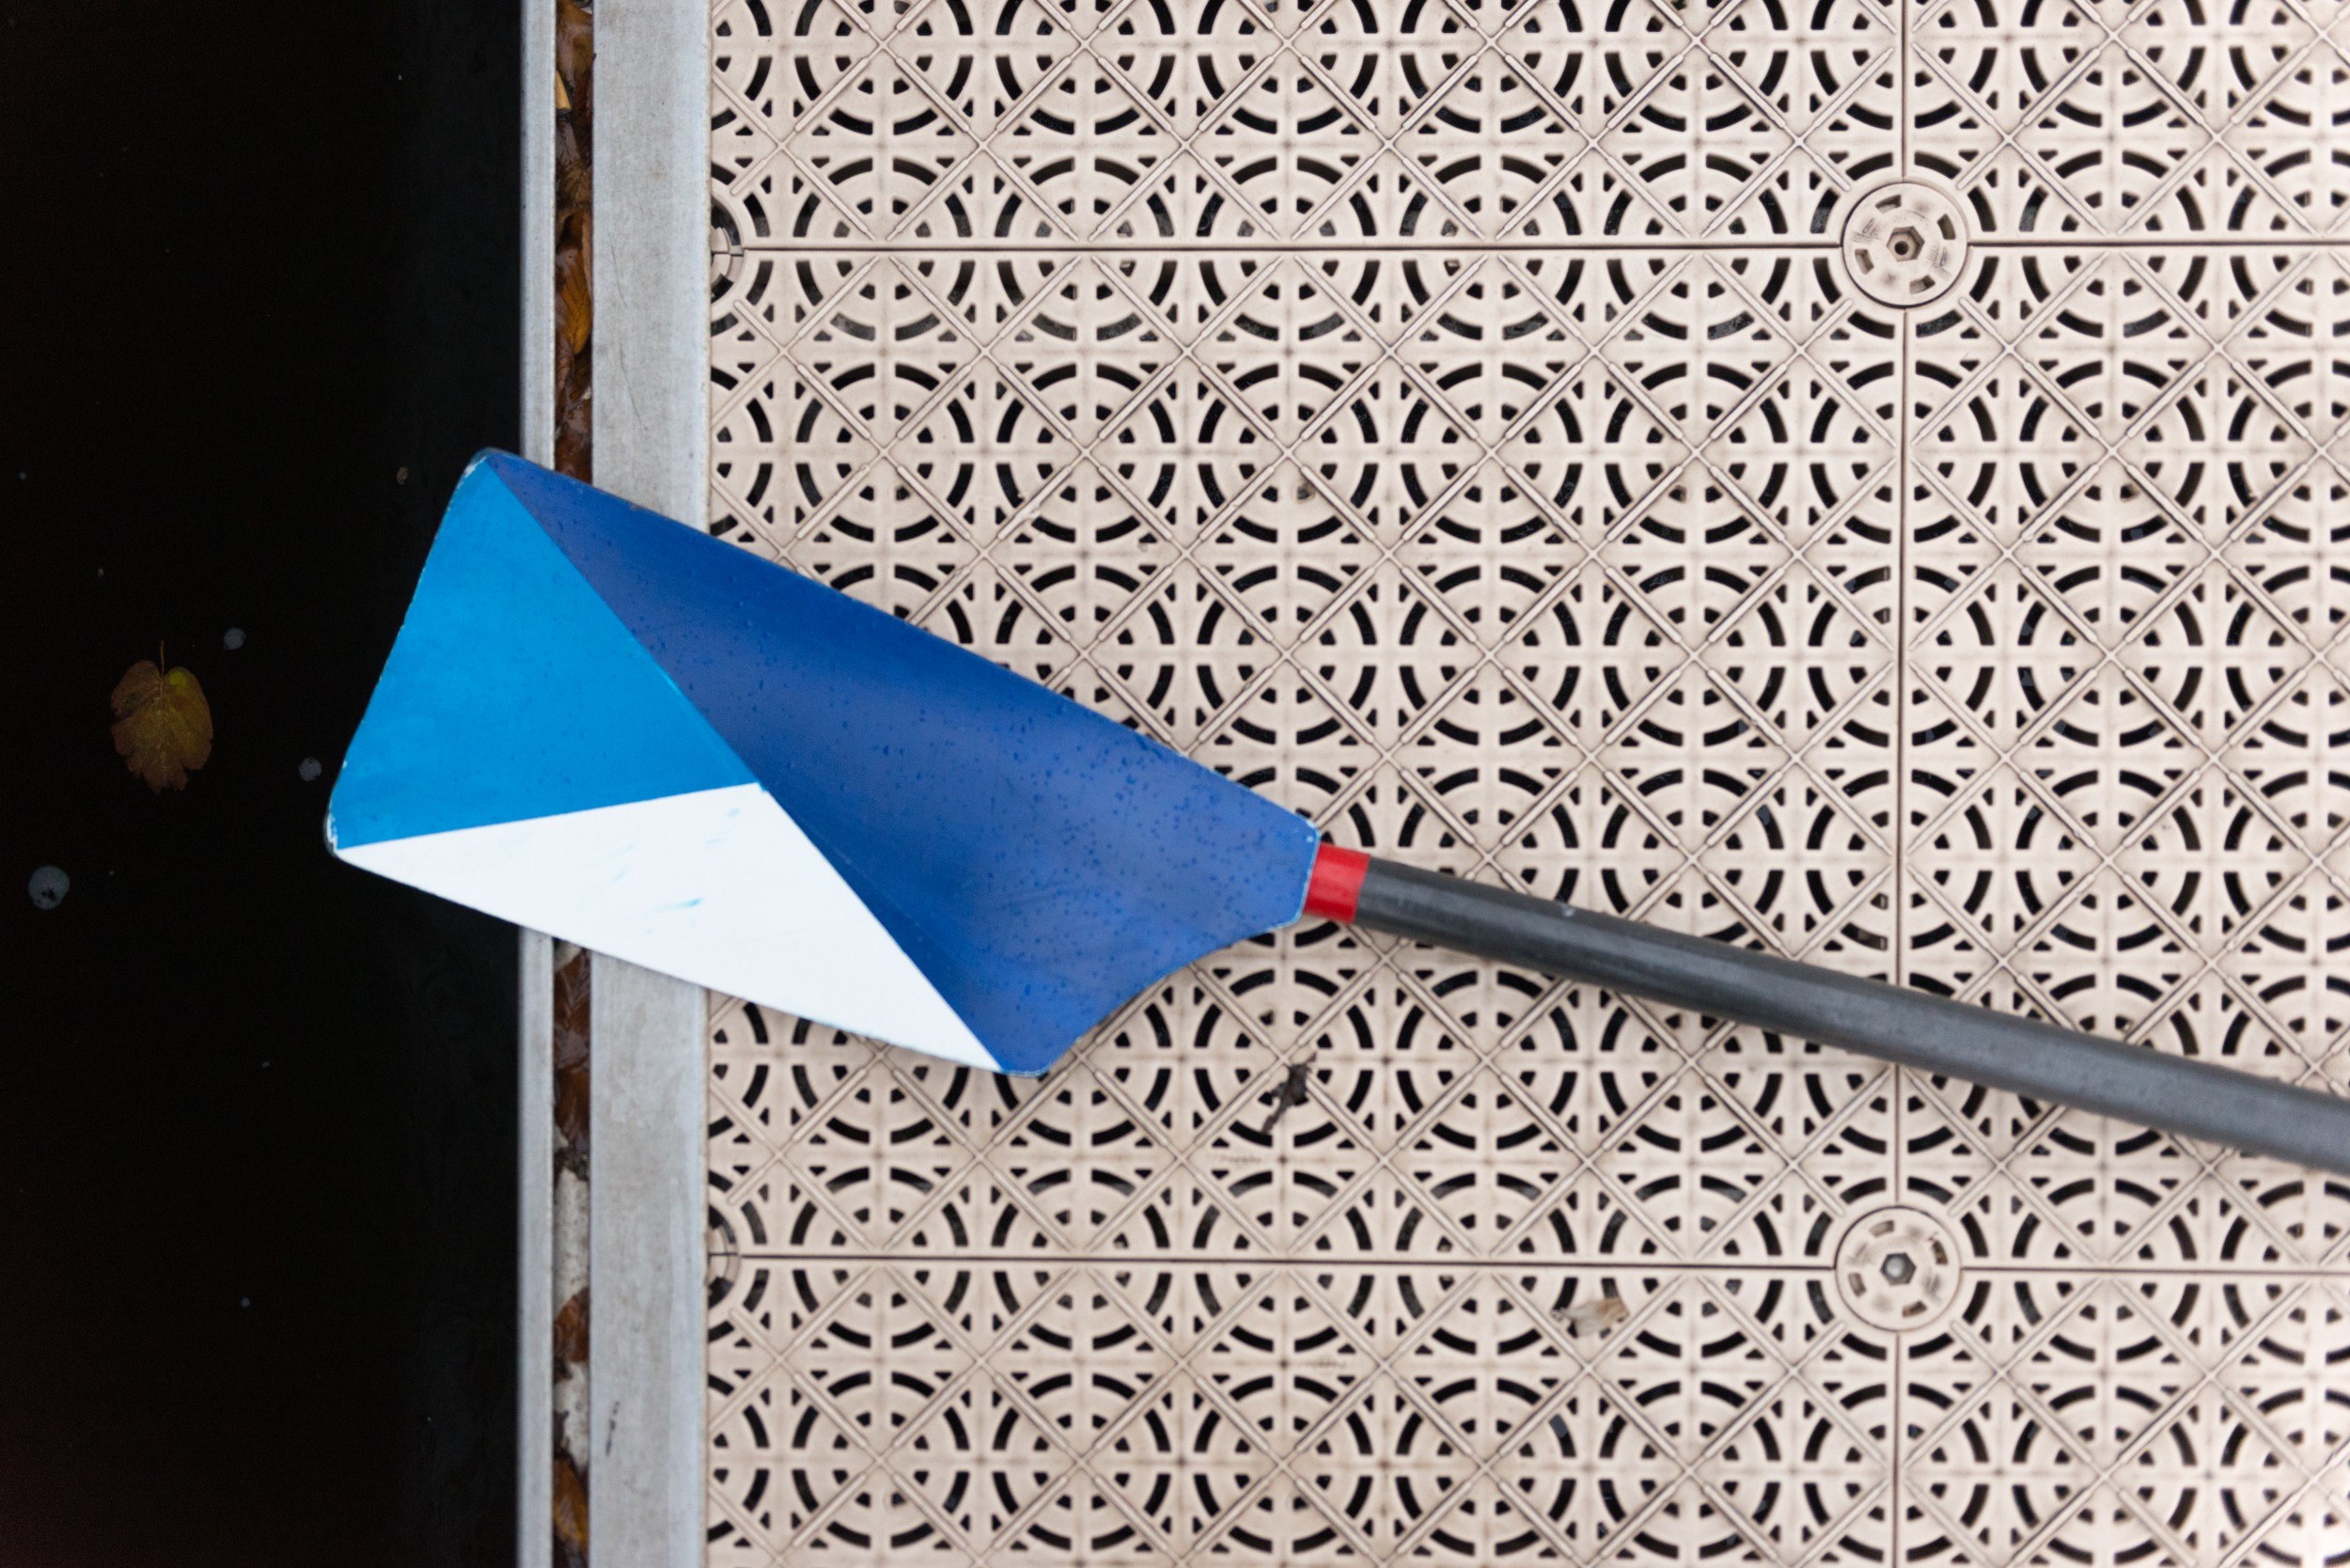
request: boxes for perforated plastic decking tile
[702,0,2350,1560]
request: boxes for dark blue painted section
[328,457,755,849]
[484,453,1320,1074]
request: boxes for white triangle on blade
[333,782,995,1071]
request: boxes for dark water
[1,2,520,1561]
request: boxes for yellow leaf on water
[111,654,213,792]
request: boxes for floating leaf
[111,651,213,792]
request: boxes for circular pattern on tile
[1833,1204,1964,1332]
[1841,181,1967,307]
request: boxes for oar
[328,453,2350,1178]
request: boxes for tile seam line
[719,1253,2350,1277]
[725,235,2350,252]
[1890,28,1913,1559]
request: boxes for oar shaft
[1330,853,2350,1178]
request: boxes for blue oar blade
[330,453,1320,1074]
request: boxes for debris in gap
[553,0,594,481]
[549,9,595,1560]
[556,239,592,358]
[554,946,591,1170]
[553,1451,588,1565]
[1555,1294,1628,1338]
[555,0,593,117]
[554,1287,589,1373]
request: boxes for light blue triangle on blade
[327,458,755,851]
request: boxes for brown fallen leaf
[553,1451,588,1560]
[555,347,593,482]
[555,0,593,120]
[556,119,591,213]
[553,304,577,438]
[553,947,591,1162]
[556,239,592,357]
[110,650,213,792]
[553,948,591,1071]
[553,1287,589,1367]
[551,0,593,484]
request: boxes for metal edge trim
[586,0,712,1560]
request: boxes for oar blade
[328,453,1320,1073]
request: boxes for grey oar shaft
[1351,858,2350,1179]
